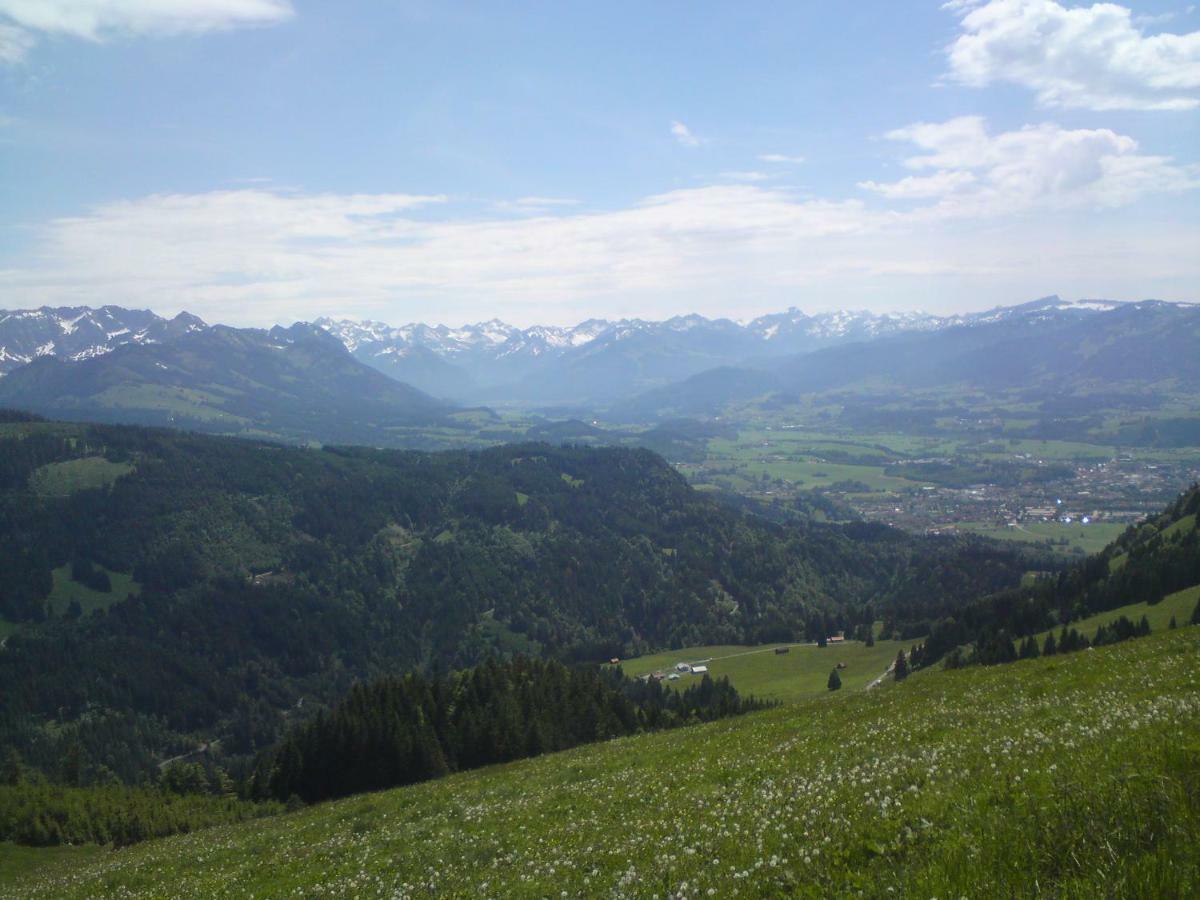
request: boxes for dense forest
[0,415,1044,784]
[916,484,1200,667]
[256,656,766,804]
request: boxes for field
[952,520,1126,555]
[0,844,104,884]
[29,456,134,497]
[1031,584,1200,645]
[6,628,1198,898]
[44,565,141,619]
[618,638,906,702]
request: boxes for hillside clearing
[618,638,908,703]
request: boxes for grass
[1032,584,1200,646]
[28,456,133,497]
[618,639,907,702]
[0,843,105,884]
[952,520,1126,555]
[45,565,140,618]
[7,628,1197,898]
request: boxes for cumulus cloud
[670,120,702,147]
[863,115,1198,215]
[0,0,292,61]
[945,0,1200,110]
[759,153,805,164]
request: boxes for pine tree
[893,650,908,682]
[1169,615,1178,630]
[2,748,22,786]
[1191,597,1200,626]
[1042,632,1057,656]
[864,629,875,648]
[827,668,842,691]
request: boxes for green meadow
[618,638,907,702]
[1030,584,1200,646]
[952,520,1127,555]
[45,565,141,618]
[5,628,1198,898]
[29,456,133,497]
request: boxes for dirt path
[701,643,808,664]
[866,660,897,690]
[157,742,212,771]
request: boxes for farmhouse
[691,665,709,674]
[774,647,790,655]
[675,663,692,673]
[827,635,845,644]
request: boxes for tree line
[253,656,768,804]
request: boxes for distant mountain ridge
[0,320,447,444]
[0,296,1189,415]
[0,305,206,375]
[316,296,1147,403]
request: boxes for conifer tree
[1169,615,1178,630]
[893,650,908,682]
[1191,597,1200,626]
[1042,632,1057,656]
[827,668,841,691]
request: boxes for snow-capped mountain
[313,296,1176,405]
[0,306,206,375]
[1,297,1178,408]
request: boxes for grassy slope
[1031,584,1199,645]
[7,628,1198,898]
[618,639,907,702]
[0,844,105,884]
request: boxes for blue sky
[0,0,1197,326]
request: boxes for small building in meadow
[774,647,790,655]
[691,665,709,675]
[675,663,692,673]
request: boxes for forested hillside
[0,414,1042,784]
[919,483,1200,666]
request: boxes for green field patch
[91,384,252,423]
[1161,513,1196,540]
[618,639,908,703]
[29,457,133,497]
[1031,584,1200,646]
[46,565,141,619]
[560,473,584,487]
[952,521,1125,556]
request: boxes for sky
[0,0,1197,328]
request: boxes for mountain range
[0,296,1195,440]
[0,320,446,445]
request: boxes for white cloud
[864,116,1198,214]
[719,170,772,182]
[493,196,580,215]
[945,0,1200,110]
[0,21,32,61]
[0,117,1194,324]
[670,120,702,147]
[859,169,978,200]
[758,153,805,164]
[0,0,292,62]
